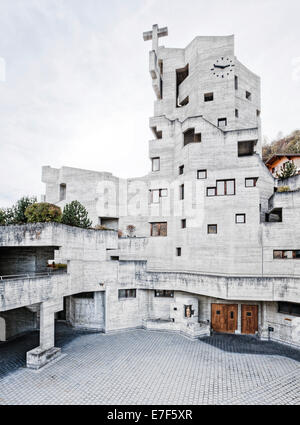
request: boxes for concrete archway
[0,317,6,341]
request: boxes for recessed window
[176,247,182,257]
[111,256,119,261]
[179,184,184,200]
[149,188,168,203]
[235,213,246,224]
[245,177,258,187]
[208,224,217,234]
[246,91,252,100]
[207,187,216,197]
[179,165,184,175]
[184,305,193,318]
[150,222,167,237]
[118,289,136,299]
[256,109,261,117]
[152,157,160,171]
[183,128,201,146]
[154,290,174,298]
[218,118,227,127]
[59,183,66,201]
[204,92,214,102]
[238,140,256,157]
[234,75,238,90]
[235,109,239,118]
[176,64,189,108]
[180,96,189,106]
[197,169,207,179]
[273,250,300,259]
[151,126,162,139]
[278,302,300,316]
[181,219,186,229]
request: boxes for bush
[61,201,92,229]
[25,202,62,223]
[277,186,290,192]
[0,209,6,225]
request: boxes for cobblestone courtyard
[0,324,299,405]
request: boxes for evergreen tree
[61,201,92,228]
[276,160,297,179]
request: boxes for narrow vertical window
[59,183,66,201]
[152,157,160,171]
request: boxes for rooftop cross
[143,24,168,52]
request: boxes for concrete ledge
[26,346,61,370]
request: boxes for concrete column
[0,317,6,341]
[26,298,63,369]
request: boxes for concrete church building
[1,25,300,369]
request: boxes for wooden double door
[211,304,238,333]
[211,304,258,334]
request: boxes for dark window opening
[179,184,184,200]
[197,169,207,179]
[154,290,174,297]
[204,92,214,102]
[245,177,258,187]
[183,128,201,146]
[176,247,182,257]
[235,109,239,118]
[158,60,163,75]
[150,222,167,237]
[265,208,282,223]
[278,302,300,317]
[151,126,162,139]
[59,183,66,201]
[176,64,189,107]
[179,165,184,175]
[246,312,252,317]
[111,256,119,261]
[230,312,234,319]
[218,118,227,127]
[118,289,136,299]
[160,77,163,99]
[179,96,189,107]
[208,224,217,234]
[216,310,221,315]
[246,91,252,100]
[257,109,261,117]
[273,250,300,259]
[181,219,186,229]
[73,292,94,299]
[234,75,238,90]
[152,157,160,171]
[235,213,246,224]
[238,140,257,157]
[184,305,193,318]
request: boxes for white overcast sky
[0,0,299,207]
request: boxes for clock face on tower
[210,57,235,78]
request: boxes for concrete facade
[1,26,300,368]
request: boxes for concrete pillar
[26,298,63,369]
[0,317,6,341]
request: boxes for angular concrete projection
[26,299,63,369]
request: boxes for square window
[150,222,167,237]
[207,187,216,197]
[208,224,217,234]
[179,165,184,175]
[218,118,227,127]
[181,219,186,229]
[197,169,207,179]
[152,157,160,171]
[204,92,214,102]
[176,247,182,256]
[235,213,246,224]
[245,177,258,187]
[273,250,283,259]
[160,189,168,197]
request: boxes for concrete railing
[0,270,67,281]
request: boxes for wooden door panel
[211,304,238,333]
[241,305,258,334]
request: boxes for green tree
[61,201,92,228]
[25,202,62,223]
[276,160,297,179]
[0,209,6,225]
[12,196,37,224]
